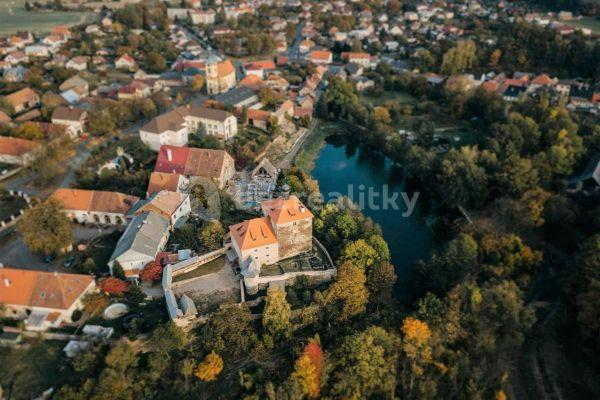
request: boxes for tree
[149,322,189,354]
[145,51,167,73]
[18,198,72,255]
[199,220,225,250]
[82,292,110,317]
[112,262,126,280]
[262,286,292,341]
[258,87,283,108]
[289,338,325,398]
[325,262,368,321]
[200,303,258,357]
[331,327,397,398]
[434,146,489,208]
[338,239,378,269]
[373,107,391,125]
[139,261,163,282]
[441,40,477,75]
[195,352,224,382]
[98,277,128,295]
[125,284,146,305]
[13,122,44,140]
[192,74,205,91]
[489,49,502,67]
[367,262,397,304]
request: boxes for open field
[566,16,600,34]
[0,1,95,36]
[363,90,417,106]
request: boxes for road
[286,20,306,61]
[275,119,318,170]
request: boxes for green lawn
[172,255,226,282]
[566,16,600,34]
[0,340,68,399]
[0,1,95,36]
[363,90,417,106]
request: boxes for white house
[50,188,140,226]
[108,211,171,279]
[51,106,87,138]
[139,104,237,151]
[133,190,191,226]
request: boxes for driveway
[0,226,115,271]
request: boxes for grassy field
[0,0,95,36]
[363,90,418,106]
[172,255,226,282]
[566,16,600,34]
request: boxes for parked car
[63,255,76,268]
[43,254,56,263]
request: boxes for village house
[309,50,333,65]
[0,268,95,331]
[133,190,191,227]
[147,171,189,197]
[50,188,140,226]
[154,145,236,190]
[341,52,371,67]
[0,136,39,165]
[115,54,136,71]
[51,106,87,138]
[108,211,171,279]
[213,86,259,108]
[205,56,236,95]
[59,75,89,96]
[190,9,216,25]
[5,51,28,65]
[139,104,238,151]
[117,81,151,99]
[66,56,89,71]
[3,87,39,113]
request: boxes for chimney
[166,147,173,162]
[4,278,11,287]
[300,205,305,214]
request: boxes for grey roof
[214,86,257,107]
[109,211,170,263]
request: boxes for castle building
[229,195,313,267]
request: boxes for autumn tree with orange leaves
[290,338,325,398]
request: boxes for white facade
[140,126,189,152]
[231,235,280,267]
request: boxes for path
[275,119,318,170]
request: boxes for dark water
[311,136,435,283]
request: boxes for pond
[310,135,435,286]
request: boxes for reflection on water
[311,135,435,286]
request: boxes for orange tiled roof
[0,268,94,310]
[248,108,271,121]
[341,52,370,60]
[230,217,278,251]
[239,74,265,87]
[310,50,332,61]
[261,195,313,225]
[51,188,139,214]
[4,87,38,108]
[0,136,39,156]
[147,172,182,196]
[245,60,277,70]
[531,74,554,85]
[136,190,187,220]
[216,59,235,78]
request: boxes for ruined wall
[276,218,312,260]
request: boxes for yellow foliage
[401,317,431,345]
[495,390,507,400]
[195,351,223,382]
[291,354,320,398]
